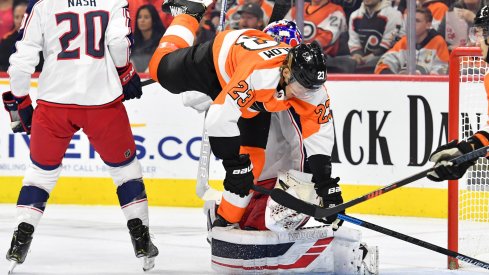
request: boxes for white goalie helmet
[265,170,320,232]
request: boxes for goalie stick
[338,214,489,271]
[270,145,489,219]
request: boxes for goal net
[448,47,489,269]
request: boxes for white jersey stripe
[163,25,195,47]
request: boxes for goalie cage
[448,47,489,270]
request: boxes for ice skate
[359,243,379,275]
[6,222,35,274]
[127,218,159,272]
[161,0,213,21]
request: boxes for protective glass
[287,75,320,99]
[469,26,489,44]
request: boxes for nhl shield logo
[124,149,131,158]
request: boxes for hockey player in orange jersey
[428,5,489,181]
[149,0,343,230]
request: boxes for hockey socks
[117,179,149,226]
[16,185,49,228]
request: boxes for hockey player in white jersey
[3,0,157,272]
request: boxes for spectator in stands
[440,0,482,49]
[285,0,348,73]
[334,0,403,73]
[418,0,449,32]
[131,4,166,73]
[0,0,13,40]
[375,7,449,75]
[332,0,362,21]
[237,3,265,30]
[226,0,272,30]
[0,0,27,71]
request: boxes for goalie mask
[265,170,320,232]
[263,19,303,47]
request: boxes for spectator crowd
[0,0,485,74]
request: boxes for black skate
[161,0,213,21]
[127,218,159,272]
[6,222,34,274]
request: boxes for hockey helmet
[470,5,489,43]
[263,19,302,47]
[287,41,327,90]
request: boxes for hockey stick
[142,79,156,87]
[267,0,292,24]
[270,145,489,219]
[338,214,489,270]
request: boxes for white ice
[0,204,488,275]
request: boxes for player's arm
[106,1,141,100]
[3,0,42,134]
[8,0,43,98]
[290,89,343,229]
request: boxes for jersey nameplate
[258,48,290,60]
[68,0,97,7]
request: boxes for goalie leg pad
[210,225,369,274]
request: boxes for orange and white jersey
[207,29,334,157]
[374,29,449,75]
[8,0,132,106]
[285,2,346,56]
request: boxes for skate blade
[142,256,155,272]
[8,261,17,274]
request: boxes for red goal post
[448,47,489,270]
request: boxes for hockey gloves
[2,91,33,134]
[118,63,142,101]
[314,177,344,231]
[427,139,475,182]
[222,154,254,198]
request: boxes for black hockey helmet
[474,5,489,28]
[287,41,327,90]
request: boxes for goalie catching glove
[427,139,477,182]
[117,63,142,101]
[2,91,33,134]
[314,177,344,231]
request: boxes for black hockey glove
[427,139,475,182]
[118,63,142,101]
[222,154,254,198]
[2,91,34,134]
[314,177,344,231]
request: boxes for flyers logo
[315,99,332,124]
[228,80,255,107]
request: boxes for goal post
[448,47,489,270]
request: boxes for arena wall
[0,74,458,218]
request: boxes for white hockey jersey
[8,0,132,106]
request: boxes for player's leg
[82,103,158,267]
[148,10,221,99]
[214,113,271,226]
[7,105,77,265]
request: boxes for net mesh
[457,55,489,265]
